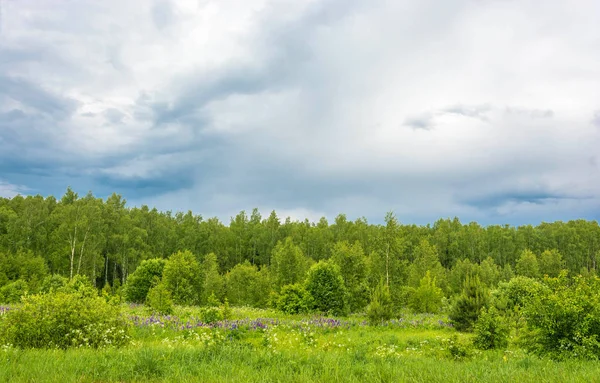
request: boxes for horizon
[2,187,599,228]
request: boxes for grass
[1,305,600,382]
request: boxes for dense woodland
[1,188,599,308]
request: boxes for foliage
[539,249,565,278]
[516,250,540,279]
[146,278,174,315]
[331,241,370,312]
[473,306,510,350]
[2,189,600,321]
[304,261,347,316]
[521,273,600,359]
[271,237,307,289]
[64,274,98,297]
[492,276,547,335]
[408,271,443,314]
[408,239,447,292]
[40,274,68,293]
[226,261,271,307]
[367,279,393,325]
[276,283,313,314]
[162,250,202,306]
[0,279,28,304]
[202,253,224,303]
[446,335,474,360]
[0,289,130,349]
[449,274,489,332]
[124,258,167,303]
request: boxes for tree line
[1,188,599,308]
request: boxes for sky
[0,0,599,225]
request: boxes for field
[2,305,599,383]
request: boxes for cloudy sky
[0,0,599,225]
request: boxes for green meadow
[2,306,599,383]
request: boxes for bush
[225,262,271,307]
[0,289,130,349]
[449,274,489,332]
[145,279,174,315]
[521,273,600,359]
[124,258,167,303]
[0,280,28,304]
[305,261,348,316]
[276,283,312,314]
[492,276,547,335]
[199,295,232,324]
[446,335,473,360]
[408,271,443,314]
[473,306,510,350]
[367,280,393,325]
[64,274,98,297]
[162,251,202,306]
[40,274,68,294]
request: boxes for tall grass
[1,305,600,382]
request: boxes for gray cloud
[404,113,435,130]
[593,111,600,127]
[505,107,554,119]
[1,0,599,225]
[103,108,126,124]
[151,1,175,31]
[0,75,78,118]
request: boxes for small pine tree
[222,298,232,320]
[367,279,393,325]
[408,270,443,313]
[449,274,489,332]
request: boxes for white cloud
[0,180,26,198]
[1,0,599,223]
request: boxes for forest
[1,187,598,295]
[1,188,600,381]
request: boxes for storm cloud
[0,0,599,224]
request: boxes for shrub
[473,306,510,350]
[202,253,224,304]
[145,279,174,315]
[0,279,28,304]
[276,283,312,314]
[162,251,203,306]
[124,258,167,303]
[226,261,271,307]
[521,272,600,359]
[492,276,547,335]
[200,306,224,324]
[408,271,443,314]
[64,274,98,297]
[40,274,68,294]
[449,274,489,332]
[0,290,130,349]
[305,261,348,316]
[446,335,473,360]
[199,295,232,324]
[367,279,393,325]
